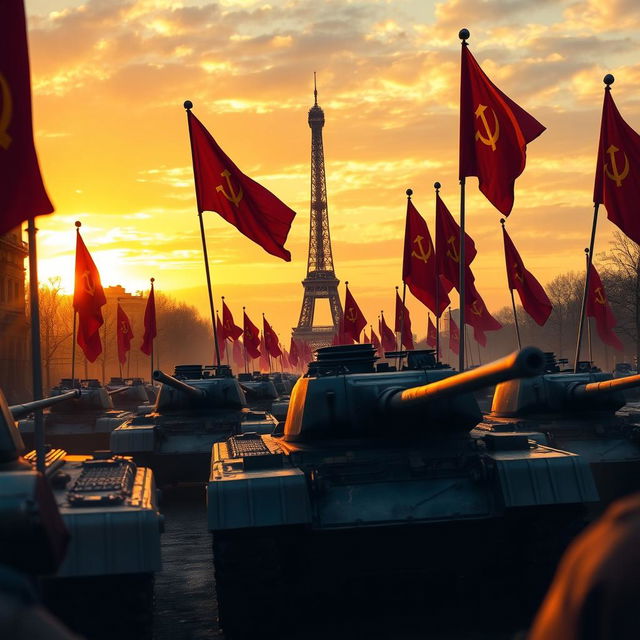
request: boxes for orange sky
[24,0,640,344]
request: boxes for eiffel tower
[292,77,343,350]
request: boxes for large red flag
[263,315,282,358]
[343,286,367,343]
[243,311,261,359]
[116,304,134,366]
[289,337,299,368]
[459,43,545,215]
[593,87,640,246]
[186,108,296,261]
[370,327,382,356]
[427,315,437,348]
[0,1,54,235]
[586,264,623,351]
[464,280,502,348]
[394,290,414,350]
[222,299,243,341]
[435,192,477,293]
[140,279,157,356]
[73,228,106,362]
[449,313,460,356]
[502,224,552,326]
[403,199,450,316]
[379,312,396,353]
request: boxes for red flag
[502,225,552,326]
[593,88,640,245]
[394,291,414,350]
[263,315,282,358]
[289,337,299,367]
[403,200,450,316]
[216,313,228,361]
[140,280,157,356]
[449,312,460,356]
[459,43,545,215]
[186,109,296,261]
[73,229,106,362]
[427,315,437,348]
[0,1,54,235]
[243,311,261,359]
[233,338,244,371]
[370,328,382,356]
[116,304,134,366]
[363,331,370,344]
[464,281,502,348]
[343,286,367,343]
[435,192,477,293]
[222,300,243,341]
[379,312,396,353]
[259,335,270,371]
[586,264,623,351]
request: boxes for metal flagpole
[263,314,272,374]
[184,100,221,366]
[458,30,469,373]
[585,249,593,365]
[221,297,231,365]
[242,307,249,374]
[27,219,45,474]
[71,312,77,386]
[501,219,522,349]
[149,278,155,385]
[434,182,441,362]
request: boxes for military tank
[237,373,279,411]
[111,364,278,486]
[478,354,640,507]
[207,345,598,638]
[18,378,133,454]
[1,388,163,640]
[107,377,152,413]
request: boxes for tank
[206,345,599,638]
[0,389,162,639]
[479,352,640,506]
[107,377,153,413]
[238,372,299,421]
[111,364,278,486]
[17,378,133,454]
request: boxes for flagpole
[71,312,77,386]
[242,307,249,374]
[586,248,593,364]
[434,182,441,362]
[184,100,221,367]
[263,313,271,373]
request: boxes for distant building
[0,229,29,402]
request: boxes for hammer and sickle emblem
[604,145,629,187]
[471,300,483,316]
[216,169,243,206]
[446,235,460,263]
[474,104,499,151]
[0,73,12,150]
[411,235,432,264]
[120,321,128,334]
[82,270,95,296]
[594,287,606,305]
[513,263,524,283]
[346,307,357,323]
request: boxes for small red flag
[73,229,106,363]
[435,192,477,293]
[243,311,261,359]
[259,334,270,371]
[343,286,367,343]
[394,291,414,350]
[186,109,296,261]
[0,1,54,235]
[222,300,243,341]
[379,312,396,353]
[502,225,552,326]
[116,304,134,366]
[427,315,437,348]
[363,331,370,344]
[464,280,502,348]
[216,313,227,361]
[449,313,460,356]
[233,338,244,371]
[593,88,640,246]
[140,280,157,356]
[370,328,382,356]
[586,264,623,351]
[460,44,545,215]
[263,315,282,358]
[289,337,299,367]
[403,200,450,316]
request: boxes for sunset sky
[24,0,640,344]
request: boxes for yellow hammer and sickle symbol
[120,321,128,333]
[594,287,606,305]
[471,301,483,316]
[411,235,432,264]
[604,145,629,187]
[474,104,499,151]
[82,270,95,296]
[513,264,524,283]
[346,307,357,323]
[446,235,460,263]
[0,73,12,150]
[216,169,243,207]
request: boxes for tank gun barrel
[107,386,131,396]
[571,372,640,400]
[9,389,81,420]
[153,370,206,400]
[382,347,545,412]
